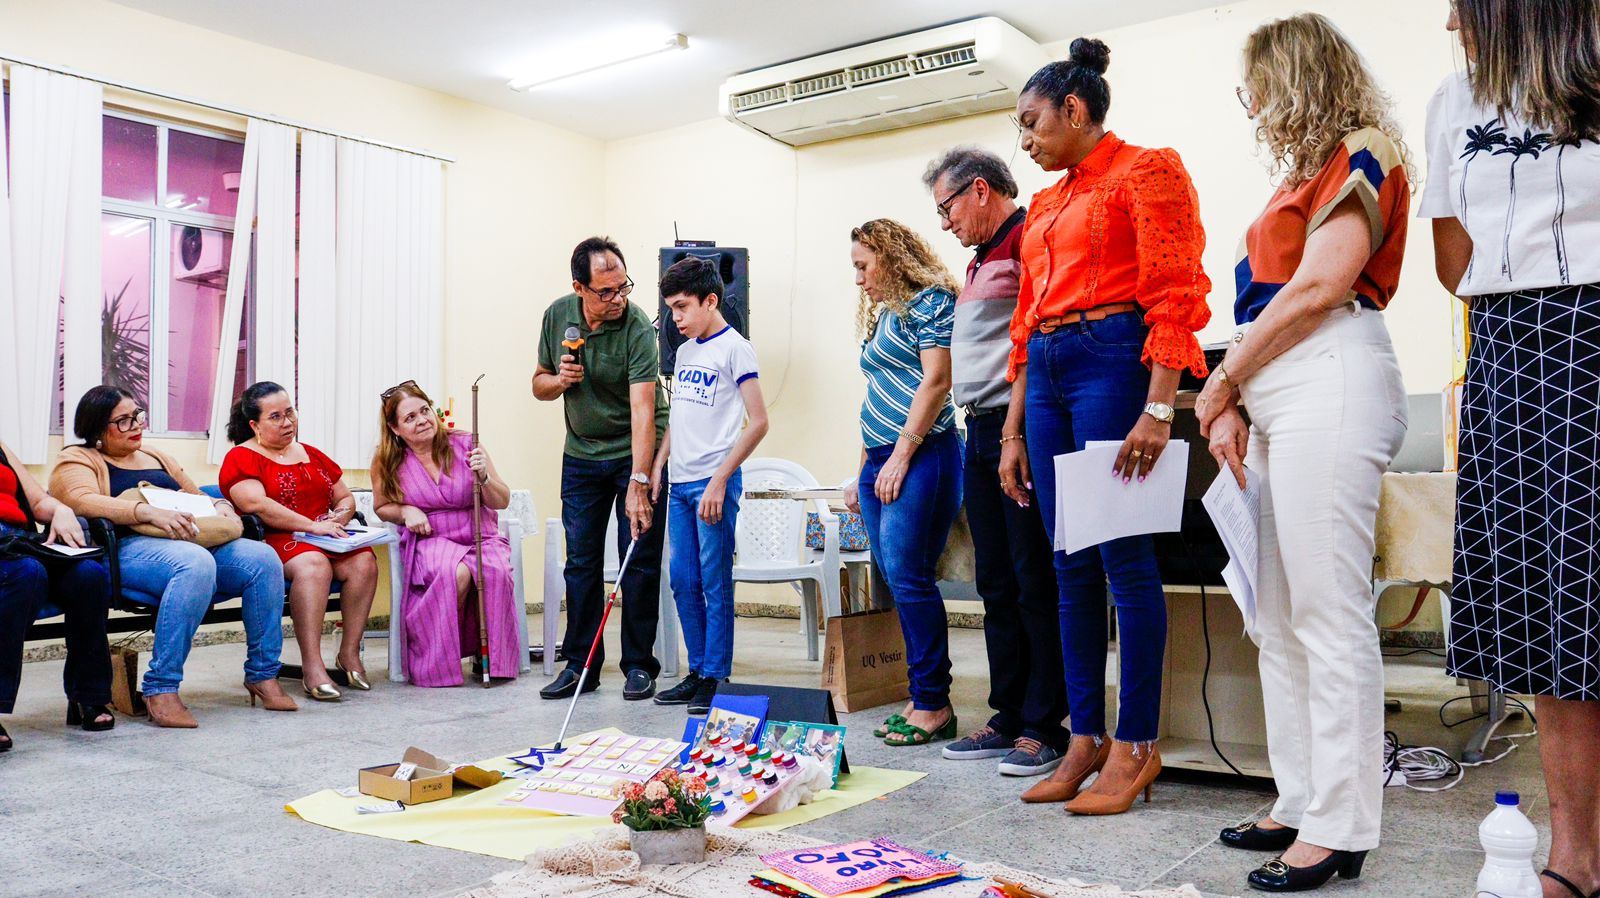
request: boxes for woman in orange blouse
[997,38,1211,817]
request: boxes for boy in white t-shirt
[649,257,769,714]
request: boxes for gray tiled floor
[0,617,1544,898]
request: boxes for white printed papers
[140,487,218,518]
[1201,467,1263,640]
[1052,441,1189,555]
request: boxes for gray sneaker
[941,725,1015,760]
[997,736,1064,777]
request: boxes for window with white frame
[53,113,252,436]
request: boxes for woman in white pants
[1196,14,1409,893]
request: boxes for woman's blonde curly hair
[1242,13,1414,187]
[850,219,960,338]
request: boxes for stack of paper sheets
[754,839,963,898]
[1200,468,1263,639]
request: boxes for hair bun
[1068,37,1110,75]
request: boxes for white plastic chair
[732,457,848,661]
[357,491,535,685]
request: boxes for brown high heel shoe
[1022,736,1111,803]
[245,678,299,712]
[145,692,198,728]
[1063,741,1161,816]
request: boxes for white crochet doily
[457,829,1207,898]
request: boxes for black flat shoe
[66,702,116,732]
[539,668,599,700]
[1221,821,1300,852]
[653,673,703,705]
[0,721,11,752]
[1247,850,1367,892]
[622,669,655,701]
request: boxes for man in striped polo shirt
[923,147,1067,784]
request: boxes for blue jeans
[1024,313,1167,742]
[118,536,285,695]
[0,532,113,712]
[858,428,963,711]
[667,471,742,681]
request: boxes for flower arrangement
[612,768,711,832]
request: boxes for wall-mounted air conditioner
[719,17,1052,147]
[174,226,226,287]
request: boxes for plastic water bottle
[1477,790,1541,898]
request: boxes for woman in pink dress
[370,381,520,686]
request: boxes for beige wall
[603,0,1466,488]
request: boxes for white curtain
[329,139,443,469]
[0,65,102,463]
[205,119,296,464]
[252,122,298,391]
[295,132,337,448]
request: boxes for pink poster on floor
[759,838,961,896]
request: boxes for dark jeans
[0,549,113,714]
[858,429,963,711]
[560,454,663,678]
[964,408,1069,748]
[1024,313,1168,743]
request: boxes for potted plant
[612,768,711,865]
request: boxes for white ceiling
[110,0,1223,141]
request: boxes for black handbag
[0,446,105,567]
[0,530,105,567]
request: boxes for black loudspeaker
[1150,402,1235,587]
[657,246,749,376]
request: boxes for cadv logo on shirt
[675,365,719,407]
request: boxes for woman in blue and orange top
[998,37,1212,816]
[1197,14,1409,893]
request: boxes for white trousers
[1238,303,1407,852]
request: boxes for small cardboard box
[358,747,503,805]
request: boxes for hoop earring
[1071,119,1083,129]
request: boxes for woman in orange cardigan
[51,386,295,726]
[998,38,1211,816]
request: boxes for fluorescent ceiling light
[508,33,688,92]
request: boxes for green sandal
[873,714,907,739]
[884,713,958,747]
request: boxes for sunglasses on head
[381,379,421,401]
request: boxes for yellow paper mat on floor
[286,738,923,861]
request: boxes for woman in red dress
[220,382,378,701]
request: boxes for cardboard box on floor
[358,747,503,805]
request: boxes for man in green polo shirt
[533,236,669,701]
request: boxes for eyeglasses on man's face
[936,179,976,221]
[110,409,148,433]
[584,278,635,303]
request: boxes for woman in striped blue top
[844,218,965,748]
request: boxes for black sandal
[0,721,11,752]
[66,702,116,732]
[1541,870,1596,898]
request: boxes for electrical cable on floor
[1383,696,1539,791]
[1177,533,1247,779]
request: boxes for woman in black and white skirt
[1423,3,1600,897]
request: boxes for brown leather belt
[1035,302,1143,334]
